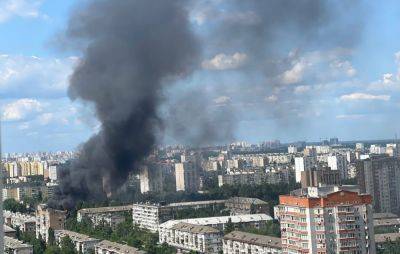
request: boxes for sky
[2,0,400,153]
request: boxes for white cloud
[214,96,231,104]
[0,55,76,98]
[336,114,366,120]
[0,0,45,23]
[281,60,308,85]
[383,73,394,84]
[2,98,42,121]
[340,93,390,102]
[329,60,356,77]
[202,53,248,70]
[294,85,311,94]
[37,112,53,125]
[265,95,278,103]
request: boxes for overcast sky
[2,0,400,153]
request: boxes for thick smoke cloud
[54,0,199,208]
[53,0,364,207]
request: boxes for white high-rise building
[278,186,376,254]
[356,142,365,152]
[288,145,297,154]
[294,156,317,182]
[327,154,348,179]
[370,145,386,154]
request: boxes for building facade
[357,156,400,214]
[225,197,269,215]
[36,204,66,242]
[223,231,282,254]
[159,222,222,254]
[132,200,226,232]
[4,236,33,254]
[278,186,375,254]
[94,240,145,254]
[294,156,317,182]
[77,205,131,229]
[55,230,101,254]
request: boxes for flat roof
[374,218,400,227]
[374,213,399,220]
[95,240,145,253]
[226,197,268,205]
[160,214,272,229]
[375,233,400,244]
[55,230,100,242]
[5,236,32,249]
[171,222,221,234]
[79,205,132,214]
[224,231,281,249]
[4,225,16,233]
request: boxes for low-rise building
[94,240,145,254]
[159,222,222,254]
[225,197,269,215]
[4,210,36,233]
[4,236,33,254]
[218,170,264,187]
[77,205,131,228]
[223,231,282,254]
[159,214,273,234]
[375,232,400,251]
[4,224,16,237]
[132,200,226,232]
[55,230,101,254]
[36,204,66,242]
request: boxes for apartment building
[36,204,67,242]
[278,186,375,254]
[218,169,264,187]
[223,231,282,254]
[300,167,341,188]
[294,156,317,182]
[159,222,222,254]
[77,205,131,228]
[225,197,269,215]
[55,230,101,254]
[175,161,199,192]
[139,163,164,194]
[4,236,33,254]
[94,240,145,254]
[356,155,400,214]
[4,210,36,233]
[159,214,273,234]
[132,200,226,232]
[327,154,348,179]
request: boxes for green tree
[48,228,56,246]
[224,218,235,234]
[60,236,77,254]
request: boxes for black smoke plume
[53,0,364,208]
[53,0,199,208]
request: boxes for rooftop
[375,233,400,244]
[55,230,100,242]
[227,197,268,205]
[171,222,221,234]
[4,224,16,233]
[5,236,32,250]
[374,218,400,227]
[79,205,132,214]
[374,213,399,220]
[224,231,281,249]
[160,214,272,229]
[95,240,146,253]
